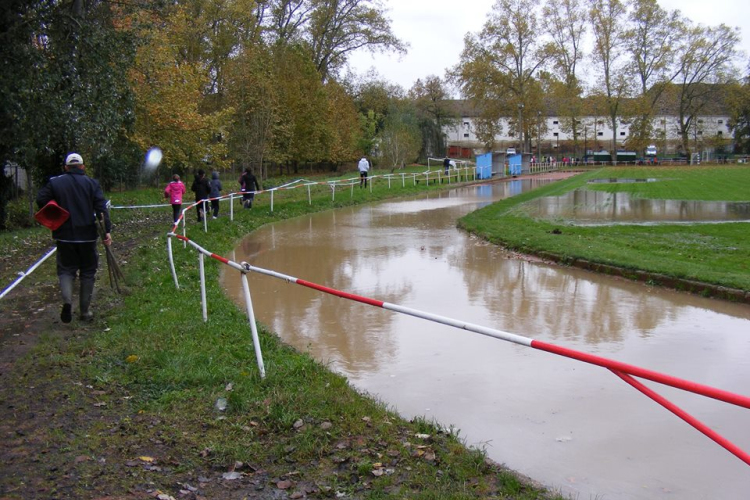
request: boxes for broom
[98,219,124,294]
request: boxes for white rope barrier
[0,247,57,300]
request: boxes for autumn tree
[379,102,422,170]
[226,45,281,181]
[588,0,631,160]
[670,22,741,157]
[307,0,406,82]
[623,0,682,153]
[352,73,405,156]
[323,80,362,166]
[456,0,550,153]
[409,76,458,159]
[728,65,750,154]
[272,43,331,173]
[129,5,229,178]
[541,0,587,153]
[262,0,313,44]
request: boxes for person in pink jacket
[164,174,186,223]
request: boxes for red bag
[34,200,70,231]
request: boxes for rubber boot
[79,280,95,322]
[59,275,74,323]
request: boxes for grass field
[459,165,750,292]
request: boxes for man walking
[36,153,112,323]
[239,168,261,208]
[358,156,370,188]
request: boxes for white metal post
[199,253,207,322]
[202,200,208,232]
[241,272,266,378]
[167,237,179,289]
[230,193,234,221]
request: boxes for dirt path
[0,217,284,499]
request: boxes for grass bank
[0,168,562,499]
[459,165,750,295]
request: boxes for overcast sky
[347,0,750,93]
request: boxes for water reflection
[221,177,750,500]
[523,189,750,223]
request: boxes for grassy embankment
[460,165,750,295]
[0,167,563,499]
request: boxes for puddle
[522,189,750,224]
[588,178,659,184]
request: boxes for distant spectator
[209,171,223,218]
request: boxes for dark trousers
[242,193,255,208]
[171,204,182,223]
[56,241,98,283]
[359,171,368,187]
[211,199,220,217]
[196,199,207,221]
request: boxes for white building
[443,100,732,158]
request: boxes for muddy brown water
[524,189,750,225]
[221,177,750,500]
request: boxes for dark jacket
[36,168,111,242]
[191,174,210,201]
[239,171,260,192]
[209,171,222,198]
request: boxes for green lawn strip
[2,171,563,499]
[583,165,750,201]
[459,166,750,292]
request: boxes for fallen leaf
[293,419,304,429]
[277,479,293,489]
[222,471,242,480]
[138,456,155,463]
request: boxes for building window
[718,131,723,136]
[718,120,723,124]
[698,131,703,135]
[698,119,703,124]
[463,133,469,138]
[597,132,603,136]
[553,120,559,125]
[620,132,626,136]
[553,132,559,137]
[464,122,469,127]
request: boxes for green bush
[3,196,36,231]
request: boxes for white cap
[65,153,83,166]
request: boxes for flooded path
[221,176,750,500]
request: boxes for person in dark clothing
[36,153,112,323]
[191,169,210,222]
[209,171,223,218]
[238,168,261,209]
